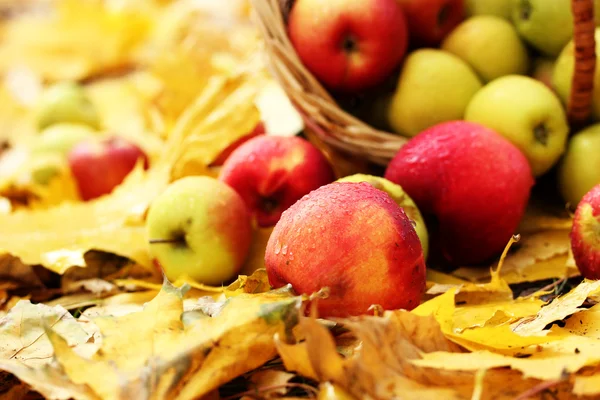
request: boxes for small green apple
[466,0,512,19]
[465,75,569,177]
[558,124,600,208]
[553,28,600,120]
[442,16,529,82]
[146,176,252,285]
[36,81,101,131]
[336,174,429,259]
[32,123,97,158]
[511,0,573,57]
[387,49,482,137]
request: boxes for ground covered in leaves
[0,1,598,399]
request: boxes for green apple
[465,75,569,177]
[146,176,253,285]
[387,49,483,137]
[32,123,97,158]
[466,0,512,19]
[442,16,529,82]
[553,28,600,120]
[558,124,600,208]
[336,174,429,259]
[531,57,555,90]
[511,0,573,57]
[36,81,101,131]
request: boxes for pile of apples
[31,81,150,201]
[35,0,600,318]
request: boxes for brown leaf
[249,370,296,396]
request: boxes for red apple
[384,121,533,265]
[397,0,464,46]
[68,136,149,201]
[265,181,426,317]
[210,121,266,167]
[570,184,600,279]
[218,135,335,227]
[287,0,408,93]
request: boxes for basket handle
[568,0,596,126]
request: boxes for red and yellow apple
[218,135,335,227]
[337,174,429,259]
[570,184,600,279]
[265,181,426,318]
[397,0,464,46]
[384,121,533,266]
[287,0,408,92]
[146,176,252,285]
[67,136,149,201]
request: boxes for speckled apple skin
[219,135,335,227]
[287,0,408,92]
[265,182,426,318]
[571,184,600,279]
[384,121,534,265]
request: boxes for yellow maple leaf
[453,230,573,284]
[0,0,152,82]
[45,280,300,400]
[0,163,169,273]
[0,300,94,367]
[511,280,600,336]
[0,278,302,400]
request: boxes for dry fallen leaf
[453,230,573,284]
[0,279,302,400]
[0,0,152,81]
[0,301,94,367]
[511,279,600,336]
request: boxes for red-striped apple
[68,136,149,201]
[570,184,600,279]
[265,182,426,317]
[287,0,408,92]
[384,121,533,266]
[219,135,335,227]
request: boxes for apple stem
[534,124,549,146]
[148,238,185,244]
[519,0,532,21]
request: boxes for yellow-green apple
[32,123,97,158]
[466,0,512,19]
[218,135,335,227]
[511,0,573,56]
[558,124,600,208]
[210,121,266,167]
[570,184,600,279]
[396,0,464,46]
[67,136,149,201]
[287,0,408,92]
[465,75,569,177]
[265,181,426,317]
[384,121,533,266]
[553,28,600,120]
[441,16,529,82]
[36,81,101,131]
[531,57,556,90]
[147,176,252,285]
[337,174,429,259]
[387,49,482,137]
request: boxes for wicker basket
[251,0,597,166]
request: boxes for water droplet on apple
[281,244,288,255]
[274,241,282,255]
